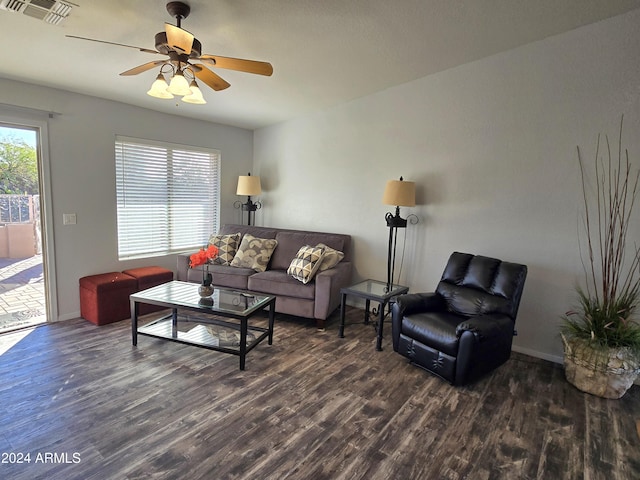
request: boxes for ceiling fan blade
[199,54,273,76]
[120,61,167,76]
[66,35,160,55]
[165,23,194,55]
[192,66,231,91]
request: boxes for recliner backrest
[436,252,527,321]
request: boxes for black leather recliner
[391,252,527,385]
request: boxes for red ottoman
[79,272,137,326]
[122,266,174,315]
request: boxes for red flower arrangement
[189,245,219,286]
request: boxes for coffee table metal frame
[131,281,276,370]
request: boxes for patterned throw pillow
[208,232,241,265]
[230,234,278,272]
[316,243,345,271]
[287,245,325,284]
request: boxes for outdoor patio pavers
[0,255,45,332]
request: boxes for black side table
[338,279,409,351]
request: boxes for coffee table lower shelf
[138,314,271,356]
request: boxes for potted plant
[561,116,640,399]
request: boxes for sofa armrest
[176,252,194,281]
[314,261,352,320]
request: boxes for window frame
[115,135,220,260]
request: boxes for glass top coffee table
[338,279,409,351]
[130,281,276,370]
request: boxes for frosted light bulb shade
[382,178,416,207]
[147,74,173,99]
[182,82,207,104]
[168,71,191,96]
[237,175,262,196]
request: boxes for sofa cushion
[248,270,316,300]
[186,263,254,290]
[211,264,254,290]
[287,245,325,284]
[230,234,278,272]
[270,232,346,271]
[208,232,241,265]
[316,243,345,271]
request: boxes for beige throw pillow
[287,245,325,284]
[230,234,278,272]
[208,232,241,265]
[316,243,345,271]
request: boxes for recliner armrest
[392,293,445,352]
[394,292,445,316]
[456,314,514,341]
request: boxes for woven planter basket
[562,337,640,399]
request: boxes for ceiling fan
[66,1,273,104]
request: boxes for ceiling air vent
[0,0,76,26]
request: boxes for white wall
[254,9,640,362]
[0,79,254,321]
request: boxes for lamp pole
[385,206,408,290]
[382,176,415,291]
[243,197,259,226]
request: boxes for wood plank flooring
[0,307,639,480]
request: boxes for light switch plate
[63,213,77,225]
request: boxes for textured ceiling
[1,0,639,129]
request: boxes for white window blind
[115,136,220,260]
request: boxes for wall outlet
[63,213,77,225]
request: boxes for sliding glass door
[0,124,48,332]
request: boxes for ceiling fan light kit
[147,73,174,99]
[182,80,206,105]
[66,1,273,106]
[167,70,191,96]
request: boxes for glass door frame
[0,109,57,324]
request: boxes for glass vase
[198,284,214,298]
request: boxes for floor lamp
[382,176,416,291]
[235,173,262,225]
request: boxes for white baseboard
[512,345,563,365]
[56,311,81,322]
[512,345,640,386]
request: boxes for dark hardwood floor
[1,307,639,480]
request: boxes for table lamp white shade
[382,178,415,207]
[237,175,262,196]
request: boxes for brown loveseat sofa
[176,224,352,329]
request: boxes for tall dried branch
[577,115,640,320]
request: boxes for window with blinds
[115,136,220,260]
